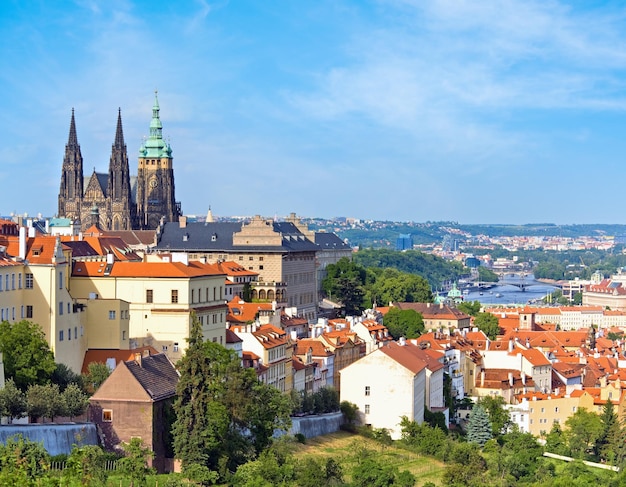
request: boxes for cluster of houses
[3,213,626,470]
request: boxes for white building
[340,341,427,440]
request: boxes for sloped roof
[378,342,428,375]
[124,353,179,401]
[394,302,470,321]
[314,231,351,250]
[81,346,159,374]
[155,221,319,253]
[72,260,226,278]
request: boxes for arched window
[259,290,267,300]
[252,289,258,299]
[267,290,275,300]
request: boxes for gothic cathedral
[58,93,180,231]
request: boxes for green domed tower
[136,91,181,229]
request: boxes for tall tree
[467,404,493,447]
[478,395,511,436]
[565,408,603,459]
[595,400,620,463]
[0,320,56,390]
[173,316,291,480]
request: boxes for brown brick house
[89,352,179,472]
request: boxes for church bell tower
[136,92,180,229]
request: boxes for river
[459,274,558,306]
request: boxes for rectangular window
[122,330,126,340]
[364,404,370,414]
[365,386,371,396]
[59,330,64,341]
[146,289,153,303]
[25,273,33,289]
[173,343,179,352]
[11,307,15,320]
[26,305,33,318]
[11,273,15,290]
[191,289,195,303]
[68,328,71,340]
[171,290,178,303]
[74,327,78,339]
[21,305,24,319]
[68,303,71,314]
[102,409,113,422]
[0,273,3,291]
[59,302,63,315]
[5,275,8,290]
[109,310,116,320]
[18,274,22,289]
[59,271,63,289]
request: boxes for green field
[291,431,445,485]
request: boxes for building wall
[82,298,130,349]
[71,273,226,361]
[525,393,595,436]
[340,351,425,440]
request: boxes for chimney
[508,372,514,387]
[399,337,406,346]
[480,370,485,387]
[508,338,514,353]
[179,216,187,228]
[521,371,526,385]
[142,349,150,358]
[134,352,142,367]
[19,226,26,260]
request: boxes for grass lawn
[291,431,445,485]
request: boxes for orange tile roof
[72,260,226,278]
[226,296,274,323]
[81,346,159,374]
[379,342,428,375]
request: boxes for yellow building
[70,255,227,362]
[2,228,87,372]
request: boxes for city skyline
[3,1,626,224]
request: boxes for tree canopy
[473,313,501,340]
[382,307,424,339]
[172,316,292,481]
[0,320,56,391]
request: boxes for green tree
[478,395,511,436]
[383,307,424,339]
[51,362,83,392]
[545,422,570,456]
[595,400,620,463]
[457,300,481,316]
[477,266,499,282]
[0,320,56,391]
[83,362,111,393]
[173,316,291,479]
[488,430,544,482]
[473,312,500,340]
[63,382,89,419]
[565,407,603,459]
[118,437,154,487]
[0,378,27,422]
[26,383,66,422]
[368,267,432,305]
[466,404,493,447]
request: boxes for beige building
[153,214,343,322]
[1,226,87,372]
[340,341,427,440]
[70,255,227,361]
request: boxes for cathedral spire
[67,108,79,149]
[149,90,163,139]
[114,107,125,149]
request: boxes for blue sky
[2,1,626,224]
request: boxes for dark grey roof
[155,221,319,253]
[314,231,351,250]
[125,353,179,401]
[62,240,99,257]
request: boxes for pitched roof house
[89,352,179,473]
